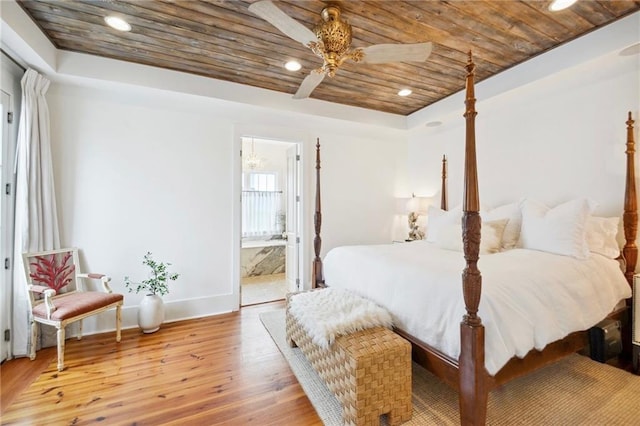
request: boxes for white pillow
[586,216,620,259]
[436,219,509,254]
[425,205,461,243]
[518,198,595,259]
[481,202,522,250]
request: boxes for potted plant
[125,252,179,333]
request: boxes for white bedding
[323,241,632,375]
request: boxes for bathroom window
[244,172,276,191]
[242,172,282,238]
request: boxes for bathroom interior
[240,137,292,306]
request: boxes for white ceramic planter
[138,294,165,333]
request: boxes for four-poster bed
[311,53,637,425]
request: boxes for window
[244,172,276,191]
[242,172,283,238]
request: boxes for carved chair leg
[29,318,38,361]
[116,305,122,342]
[57,326,66,372]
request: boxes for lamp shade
[406,195,431,214]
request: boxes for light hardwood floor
[0,302,321,425]
[241,273,287,306]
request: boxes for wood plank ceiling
[17,0,640,116]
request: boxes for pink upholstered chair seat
[32,292,124,321]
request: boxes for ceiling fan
[248,0,432,99]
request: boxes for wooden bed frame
[311,52,637,425]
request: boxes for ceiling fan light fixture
[284,60,302,71]
[104,16,131,32]
[249,1,432,99]
[309,5,363,77]
[398,89,412,97]
[548,0,578,12]
[315,6,351,55]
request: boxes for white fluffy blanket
[288,288,393,349]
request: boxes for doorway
[240,137,301,306]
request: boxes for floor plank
[0,346,56,415]
[0,302,322,425]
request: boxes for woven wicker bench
[286,293,412,426]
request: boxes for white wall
[319,132,408,249]
[45,82,406,334]
[408,42,640,226]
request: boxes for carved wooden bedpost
[459,52,488,426]
[623,112,637,286]
[441,155,448,211]
[313,138,325,288]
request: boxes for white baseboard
[70,293,238,337]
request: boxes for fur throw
[288,288,393,349]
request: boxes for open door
[285,144,300,292]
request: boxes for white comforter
[323,242,632,375]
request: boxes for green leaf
[123,252,179,296]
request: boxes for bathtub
[241,238,286,277]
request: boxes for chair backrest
[22,248,81,308]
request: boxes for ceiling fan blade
[248,0,317,46]
[360,42,433,64]
[293,71,325,99]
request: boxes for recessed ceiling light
[548,0,577,12]
[284,60,302,71]
[398,89,412,97]
[104,16,131,32]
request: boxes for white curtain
[242,191,282,238]
[12,69,60,356]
